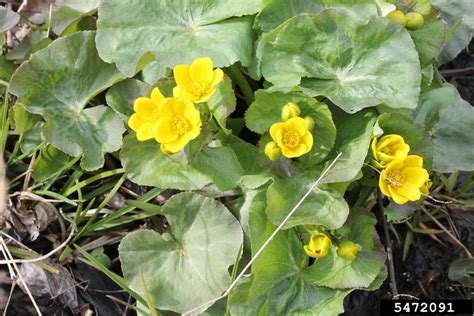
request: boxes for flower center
[171,116,191,135]
[381,147,392,155]
[282,129,301,149]
[191,80,208,97]
[387,170,405,188]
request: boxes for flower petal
[403,155,423,168]
[134,97,155,118]
[185,124,201,140]
[397,185,421,201]
[371,137,379,160]
[173,98,194,115]
[403,167,429,187]
[379,171,391,197]
[173,86,196,101]
[136,122,154,141]
[269,122,285,142]
[210,68,224,87]
[150,87,165,104]
[158,98,176,118]
[285,117,308,136]
[302,132,313,153]
[128,113,144,132]
[161,136,190,153]
[190,57,214,83]
[173,65,192,88]
[282,144,307,158]
[153,119,178,143]
[388,185,409,205]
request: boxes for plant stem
[227,64,254,105]
[376,189,399,298]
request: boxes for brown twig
[377,189,399,298]
[440,67,474,77]
[420,205,472,258]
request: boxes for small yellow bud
[405,12,424,30]
[386,10,406,26]
[304,233,332,258]
[264,141,281,161]
[304,116,315,130]
[281,102,301,121]
[337,241,361,261]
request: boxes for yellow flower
[173,57,224,103]
[379,155,429,205]
[269,117,313,158]
[337,241,361,261]
[264,141,281,161]
[128,87,165,141]
[371,134,410,168]
[281,102,301,121]
[153,98,202,154]
[304,233,332,258]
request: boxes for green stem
[0,80,9,87]
[227,64,254,105]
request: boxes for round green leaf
[266,176,349,230]
[51,0,100,35]
[120,134,212,190]
[119,192,243,313]
[96,0,261,76]
[257,10,421,113]
[256,0,379,32]
[9,31,125,171]
[246,90,336,166]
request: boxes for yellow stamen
[282,129,301,149]
[172,116,191,135]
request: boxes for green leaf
[9,31,125,171]
[266,176,349,229]
[207,75,236,131]
[120,134,212,190]
[257,10,421,113]
[52,0,100,35]
[256,0,379,32]
[430,0,474,63]
[377,112,434,169]
[0,56,16,81]
[229,197,351,315]
[96,0,261,76]
[190,146,244,191]
[119,192,243,313]
[304,210,385,289]
[0,7,19,33]
[141,61,167,85]
[106,78,151,120]
[448,258,474,286]
[32,145,71,182]
[246,90,336,166]
[413,85,458,130]
[432,102,474,172]
[315,109,377,184]
[12,104,41,134]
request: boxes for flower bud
[337,241,361,261]
[386,10,406,26]
[281,102,301,121]
[304,116,315,130]
[264,141,281,161]
[405,12,424,30]
[304,233,332,258]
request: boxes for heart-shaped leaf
[9,31,125,170]
[119,192,243,313]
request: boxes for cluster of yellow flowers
[304,233,360,262]
[372,134,431,205]
[128,57,223,154]
[264,102,315,160]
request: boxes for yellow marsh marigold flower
[269,117,313,158]
[337,241,361,261]
[304,233,332,258]
[153,98,201,154]
[264,141,281,161]
[128,87,165,141]
[173,57,224,103]
[371,134,410,168]
[420,178,432,196]
[379,155,429,205]
[281,102,301,121]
